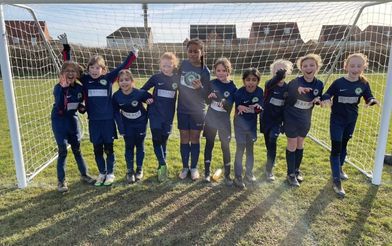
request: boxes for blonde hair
[344,53,369,83]
[296,54,323,74]
[87,55,107,74]
[270,59,293,76]
[118,69,134,81]
[213,57,232,75]
[160,52,179,70]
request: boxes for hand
[146,98,154,105]
[208,92,217,99]
[276,68,286,81]
[313,97,321,105]
[78,104,86,114]
[250,103,263,110]
[58,33,68,45]
[192,79,203,89]
[298,86,312,95]
[320,99,332,108]
[59,74,70,87]
[365,98,380,107]
[237,105,249,115]
[131,46,139,57]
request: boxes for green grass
[0,76,391,245]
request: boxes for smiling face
[187,43,202,66]
[88,63,104,79]
[345,56,366,81]
[243,74,259,93]
[118,72,134,94]
[300,58,318,82]
[215,64,229,83]
[160,58,175,76]
[62,64,78,85]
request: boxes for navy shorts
[150,121,172,136]
[264,124,281,141]
[284,119,310,138]
[88,119,117,145]
[177,112,205,130]
[203,122,231,142]
[330,119,356,142]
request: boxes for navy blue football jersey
[322,77,374,123]
[141,72,179,128]
[79,51,137,121]
[284,76,324,125]
[51,82,84,119]
[112,88,152,135]
[261,79,288,131]
[234,86,264,132]
[177,60,211,114]
[205,79,237,118]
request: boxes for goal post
[0,1,391,188]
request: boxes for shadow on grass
[279,181,333,245]
[344,185,379,246]
[14,181,179,245]
[147,183,243,245]
[218,182,287,245]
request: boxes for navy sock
[190,143,200,169]
[295,149,304,171]
[180,143,191,168]
[286,149,296,175]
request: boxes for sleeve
[53,84,66,116]
[140,75,155,92]
[223,84,237,110]
[62,44,71,61]
[106,50,138,83]
[112,96,125,135]
[362,83,375,103]
[141,90,153,102]
[285,79,299,106]
[321,81,336,101]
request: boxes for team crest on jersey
[313,89,319,96]
[131,100,138,107]
[223,91,230,98]
[355,87,363,95]
[77,93,82,99]
[172,82,178,90]
[181,71,201,89]
[252,97,259,103]
[99,79,107,86]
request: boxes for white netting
[2,2,391,184]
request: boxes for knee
[331,141,342,156]
[70,142,81,154]
[104,143,114,155]
[58,145,67,158]
[93,144,104,156]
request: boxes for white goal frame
[0,0,391,188]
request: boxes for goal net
[1,1,391,187]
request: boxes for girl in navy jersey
[233,68,264,189]
[113,70,153,184]
[284,54,324,187]
[51,61,95,192]
[177,39,211,181]
[203,58,237,185]
[60,34,137,186]
[141,52,179,182]
[261,59,293,181]
[321,53,378,196]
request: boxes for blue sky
[3,2,392,47]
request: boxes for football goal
[0,0,391,188]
